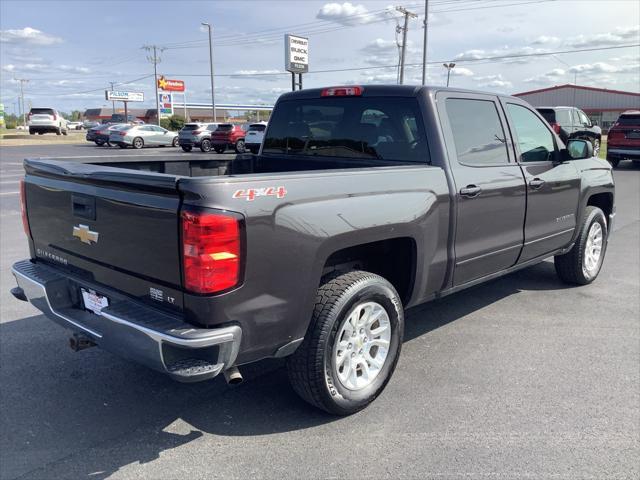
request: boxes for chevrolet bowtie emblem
[72,224,99,245]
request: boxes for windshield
[262,97,428,162]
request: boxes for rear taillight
[182,210,242,294]
[321,86,363,97]
[19,180,30,237]
[550,122,561,134]
[52,113,57,121]
[193,130,203,135]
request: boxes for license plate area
[81,288,109,315]
[626,131,640,139]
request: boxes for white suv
[244,122,268,154]
[28,108,68,135]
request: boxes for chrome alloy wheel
[583,222,603,277]
[333,301,391,391]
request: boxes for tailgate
[23,159,184,300]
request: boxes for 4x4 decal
[233,186,287,201]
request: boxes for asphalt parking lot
[1,144,638,480]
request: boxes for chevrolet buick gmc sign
[285,34,309,73]
[105,90,144,102]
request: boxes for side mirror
[566,139,593,160]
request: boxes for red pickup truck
[211,124,247,154]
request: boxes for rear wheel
[29,129,35,135]
[235,139,246,154]
[95,140,104,146]
[554,206,607,285]
[172,137,179,147]
[181,145,193,152]
[200,138,212,152]
[118,144,127,149]
[286,270,404,415]
[132,137,144,149]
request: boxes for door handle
[459,185,482,198]
[529,178,545,189]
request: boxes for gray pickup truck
[11,85,615,415]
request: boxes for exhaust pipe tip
[223,366,243,385]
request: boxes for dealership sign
[158,92,173,118]
[157,76,185,92]
[284,34,309,73]
[105,90,144,102]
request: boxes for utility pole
[201,22,217,122]
[421,0,429,85]
[15,78,28,128]
[109,81,116,114]
[396,6,417,85]
[142,45,165,125]
[443,63,455,87]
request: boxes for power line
[142,45,165,125]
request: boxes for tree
[160,115,185,131]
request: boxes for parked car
[110,124,178,149]
[178,123,219,152]
[83,121,101,130]
[11,85,614,415]
[67,122,83,130]
[27,108,68,135]
[536,106,602,156]
[606,110,640,168]
[244,122,268,154]
[86,124,126,146]
[211,123,247,153]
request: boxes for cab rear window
[182,124,201,131]
[262,97,429,163]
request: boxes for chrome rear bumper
[11,260,242,382]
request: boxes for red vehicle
[211,124,247,153]
[607,110,640,168]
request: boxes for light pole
[443,63,455,87]
[421,0,429,85]
[202,22,217,122]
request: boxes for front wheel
[235,139,246,153]
[132,137,144,149]
[286,270,404,415]
[172,137,178,147]
[554,206,607,285]
[200,138,212,152]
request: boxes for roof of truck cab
[277,84,520,100]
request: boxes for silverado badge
[72,224,99,245]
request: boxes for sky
[0,0,639,114]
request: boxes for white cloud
[474,74,513,89]
[566,25,640,48]
[1,62,91,75]
[451,67,473,77]
[568,62,639,74]
[523,68,566,85]
[316,2,373,25]
[0,27,62,46]
[229,69,282,82]
[455,46,548,64]
[530,35,560,45]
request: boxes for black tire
[118,144,127,149]
[213,146,225,154]
[95,140,104,146]
[554,206,608,285]
[286,270,404,415]
[56,127,61,136]
[172,137,179,147]
[29,129,35,135]
[200,138,212,152]
[132,137,144,149]
[181,146,193,152]
[62,129,68,136]
[235,139,246,154]
[38,132,44,135]
[607,154,620,168]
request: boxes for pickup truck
[11,85,615,415]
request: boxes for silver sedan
[110,125,179,149]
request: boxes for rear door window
[445,98,509,166]
[263,97,428,163]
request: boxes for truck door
[439,93,527,285]
[502,101,581,262]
